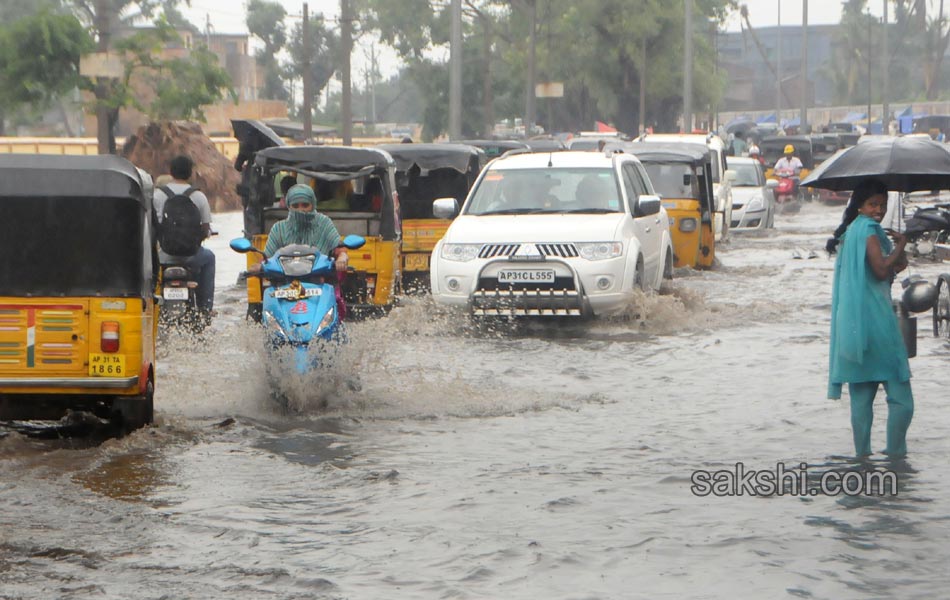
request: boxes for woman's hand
[335,251,349,272]
[884,228,907,249]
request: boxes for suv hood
[445,213,626,243]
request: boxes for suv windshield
[465,168,621,215]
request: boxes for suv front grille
[477,243,579,259]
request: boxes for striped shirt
[264,213,341,258]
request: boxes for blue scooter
[230,235,366,374]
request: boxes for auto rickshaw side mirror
[637,194,662,216]
[433,197,459,219]
[766,179,779,189]
[724,169,738,182]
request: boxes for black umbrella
[800,136,950,192]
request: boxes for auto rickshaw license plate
[163,287,189,300]
[88,354,126,377]
[404,253,429,271]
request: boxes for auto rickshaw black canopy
[456,139,530,158]
[760,135,815,169]
[623,142,717,218]
[0,154,154,297]
[376,143,486,174]
[0,154,150,203]
[251,145,396,186]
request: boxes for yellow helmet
[784,144,794,154]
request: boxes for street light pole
[882,0,890,134]
[776,0,782,128]
[867,9,872,132]
[449,0,462,140]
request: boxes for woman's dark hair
[825,178,888,254]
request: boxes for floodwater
[3,205,950,599]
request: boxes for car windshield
[465,167,622,215]
[729,163,762,187]
[642,164,697,200]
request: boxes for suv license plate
[497,269,556,284]
[163,287,189,300]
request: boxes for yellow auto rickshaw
[376,143,486,291]
[0,154,157,431]
[627,142,717,268]
[233,120,401,319]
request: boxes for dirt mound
[122,120,241,212]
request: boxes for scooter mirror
[230,237,254,253]
[342,234,366,250]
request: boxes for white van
[635,133,736,240]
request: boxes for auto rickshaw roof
[254,145,395,172]
[761,135,813,149]
[376,143,486,174]
[0,154,150,203]
[622,142,712,165]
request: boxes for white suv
[430,150,674,317]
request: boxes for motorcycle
[229,235,366,374]
[903,202,950,260]
[158,264,207,334]
[772,167,802,214]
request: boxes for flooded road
[3,204,950,599]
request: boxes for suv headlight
[577,242,623,261]
[441,243,481,262]
[746,196,764,211]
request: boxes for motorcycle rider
[774,144,803,177]
[154,155,216,319]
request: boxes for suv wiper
[560,208,619,214]
[477,208,548,215]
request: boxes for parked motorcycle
[903,202,950,260]
[772,168,802,214]
[229,235,366,374]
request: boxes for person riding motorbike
[154,154,216,320]
[773,144,804,199]
[254,184,350,313]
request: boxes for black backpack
[157,185,203,256]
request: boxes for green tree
[286,12,339,122]
[0,9,93,134]
[107,19,236,121]
[246,0,289,101]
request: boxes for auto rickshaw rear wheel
[111,379,154,434]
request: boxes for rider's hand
[335,251,349,272]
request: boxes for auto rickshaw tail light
[101,321,120,352]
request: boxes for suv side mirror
[433,197,460,219]
[637,194,661,216]
[766,179,779,189]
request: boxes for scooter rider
[774,144,803,177]
[154,155,216,318]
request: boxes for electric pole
[776,0,782,127]
[302,3,312,141]
[341,0,353,145]
[683,0,693,132]
[800,0,808,133]
[449,0,462,140]
[525,0,537,138]
[95,0,112,154]
[883,0,890,133]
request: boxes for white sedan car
[727,156,777,230]
[430,150,674,317]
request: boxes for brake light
[101,321,120,352]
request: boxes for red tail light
[101,321,120,352]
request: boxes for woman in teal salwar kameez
[826,179,913,457]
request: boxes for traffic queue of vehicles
[0,125,791,431]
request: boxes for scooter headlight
[263,311,289,340]
[317,307,335,332]
[278,255,316,276]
